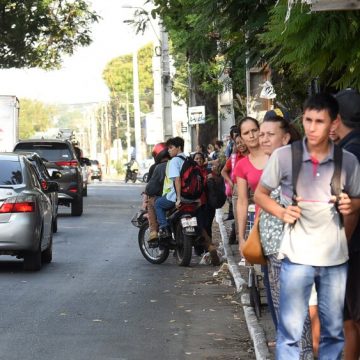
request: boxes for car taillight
[69,187,78,193]
[55,160,79,167]
[0,196,35,213]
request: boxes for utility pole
[132,49,142,163]
[126,92,131,161]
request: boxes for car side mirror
[44,181,59,192]
[80,157,91,166]
[51,170,62,179]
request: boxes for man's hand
[175,198,181,208]
[330,192,360,215]
[281,204,301,224]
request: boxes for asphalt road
[0,180,252,360]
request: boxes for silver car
[0,153,54,270]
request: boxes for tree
[102,42,154,145]
[0,0,99,69]
[19,99,55,139]
[260,1,360,92]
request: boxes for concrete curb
[215,210,271,360]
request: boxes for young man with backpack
[154,137,187,239]
[254,93,360,359]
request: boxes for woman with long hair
[233,116,268,252]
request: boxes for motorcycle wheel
[138,222,169,264]
[175,223,193,267]
[132,175,137,183]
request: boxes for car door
[27,164,52,246]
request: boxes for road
[0,181,253,360]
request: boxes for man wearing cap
[334,89,360,360]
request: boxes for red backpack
[176,155,205,200]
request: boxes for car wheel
[71,196,83,216]
[42,234,53,264]
[24,239,42,271]
[142,173,149,183]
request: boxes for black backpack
[176,155,205,200]
[206,175,227,209]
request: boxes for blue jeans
[154,195,175,229]
[276,258,347,360]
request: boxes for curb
[215,209,271,360]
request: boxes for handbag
[242,214,267,265]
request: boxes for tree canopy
[136,0,360,116]
[102,42,154,145]
[19,98,55,139]
[0,0,99,69]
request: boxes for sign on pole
[311,0,360,11]
[188,106,206,125]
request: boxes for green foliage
[260,1,360,91]
[0,0,100,69]
[19,98,55,139]
[102,42,154,145]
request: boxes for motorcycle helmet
[152,142,169,164]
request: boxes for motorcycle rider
[125,157,139,181]
[155,137,186,239]
[144,143,170,245]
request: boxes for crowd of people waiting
[141,89,360,360]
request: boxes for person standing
[334,89,360,360]
[255,93,360,359]
[233,117,268,253]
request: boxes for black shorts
[344,250,360,322]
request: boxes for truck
[0,95,19,152]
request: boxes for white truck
[0,95,19,152]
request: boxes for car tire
[24,239,42,271]
[71,196,83,216]
[42,234,53,264]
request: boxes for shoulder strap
[291,140,303,204]
[176,155,186,161]
[330,144,342,197]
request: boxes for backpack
[291,140,343,224]
[176,155,205,200]
[206,175,227,209]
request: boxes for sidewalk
[213,208,276,360]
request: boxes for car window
[14,143,73,161]
[0,160,23,185]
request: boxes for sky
[0,0,155,105]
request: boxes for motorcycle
[131,202,203,266]
[124,162,138,183]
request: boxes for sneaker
[149,231,158,241]
[148,231,159,248]
[158,227,171,239]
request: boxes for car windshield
[14,143,72,162]
[0,160,23,185]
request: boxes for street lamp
[122,4,173,141]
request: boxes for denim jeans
[276,258,347,360]
[154,195,175,229]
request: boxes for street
[0,181,253,360]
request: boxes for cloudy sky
[0,0,155,104]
